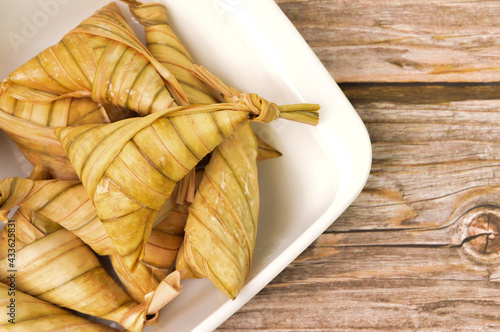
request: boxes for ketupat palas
[0,170,181,305]
[110,143,281,302]
[56,93,303,272]
[0,170,180,330]
[176,121,260,299]
[0,93,111,179]
[55,103,251,271]
[0,1,321,329]
[0,283,118,331]
[0,211,153,331]
[122,0,282,286]
[2,2,187,111]
[0,2,188,179]
[0,176,115,255]
[0,206,181,331]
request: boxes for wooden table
[219,0,500,330]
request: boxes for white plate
[0,0,372,331]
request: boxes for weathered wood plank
[275,0,500,82]
[219,246,500,330]
[219,83,500,330]
[219,1,500,330]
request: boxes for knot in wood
[461,206,500,264]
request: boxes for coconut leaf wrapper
[145,203,188,280]
[0,2,189,178]
[110,252,160,304]
[176,121,259,299]
[0,111,80,179]
[0,282,118,332]
[126,1,219,105]
[110,172,191,303]
[192,65,320,125]
[0,221,181,332]
[0,208,48,260]
[0,228,143,330]
[0,176,114,255]
[108,190,179,304]
[55,103,254,271]
[0,84,110,179]
[0,173,178,305]
[3,2,186,111]
[0,168,64,252]
[111,201,189,304]
[0,85,110,127]
[112,147,271,301]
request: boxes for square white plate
[0,0,372,331]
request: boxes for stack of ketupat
[0,1,320,331]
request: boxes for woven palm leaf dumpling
[0,205,180,332]
[50,4,318,274]
[0,1,321,330]
[0,283,119,332]
[0,0,317,272]
[121,0,321,300]
[0,1,188,180]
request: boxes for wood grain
[219,84,500,330]
[275,0,500,83]
[218,1,500,329]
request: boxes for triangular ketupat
[0,206,182,332]
[125,0,220,105]
[0,176,115,255]
[4,2,187,111]
[56,104,249,271]
[0,2,189,179]
[0,283,118,331]
[0,210,143,331]
[176,121,259,299]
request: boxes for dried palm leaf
[114,149,273,301]
[0,210,181,331]
[176,121,259,299]
[2,2,187,111]
[109,212,185,304]
[107,184,180,304]
[0,282,118,332]
[144,203,188,281]
[0,2,190,178]
[0,217,139,330]
[0,99,131,181]
[109,252,160,305]
[0,110,79,180]
[193,65,320,125]
[143,138,277,280]
[0,208,50,259]
[125,0,219,105]
[124,0,284,161]
[256,134,283,161]
[0,176,114,255]
[55,101,280,271]
[110,172,194,303]
[0,87,109,127]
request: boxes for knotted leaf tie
[232,93,280,123]
[191,64,320,125]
